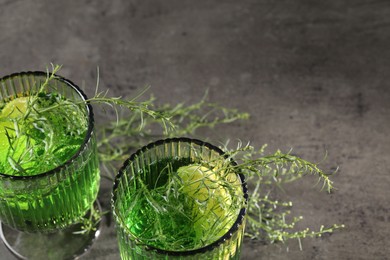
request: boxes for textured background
[1,1,390,259]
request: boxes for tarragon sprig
[1,64,343,246]
[90,72,343,247]
[222,142,344,248]
[96,93,250,179]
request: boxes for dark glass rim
[112,137,248,257]
[0,71,94,180]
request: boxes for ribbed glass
[0,72,100,233]
[112,138,248,259]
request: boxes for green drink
[0,71,100,259]
[0,94,87,175]
[112,138,247,259]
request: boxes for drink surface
[0,92,100,232]
[121,157,243,252]
[0,93,87,176]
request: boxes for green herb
[95,95,343,248]
[94,80,343,248]
[77,65,344,245]
[223,143,344,249]
[72,204,108,235]
[96,90,250,179]
[1,65,343,247]
[0,65,89,175]
[117,156,245,251]
[0,64,173,175]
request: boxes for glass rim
[112,137,248,257]
[0,71,94,180]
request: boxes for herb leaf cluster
[94,80,343,247]
[0,65,343,247]
[0,66,88,175]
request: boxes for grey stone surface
[1,0,390,259]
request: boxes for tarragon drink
[0,72,100,233]
[112,138,247,260]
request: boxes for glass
[0,71,101,259]
[112,138,248,259]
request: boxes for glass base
[0,200,102,260]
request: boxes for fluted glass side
[116,212,246,260]
[0,72,100,233]
[112,138,247,259]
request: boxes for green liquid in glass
[0,94,86,175]
[0,93,100,232]
[120,158,243,252]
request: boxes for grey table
[1,1,389,259]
